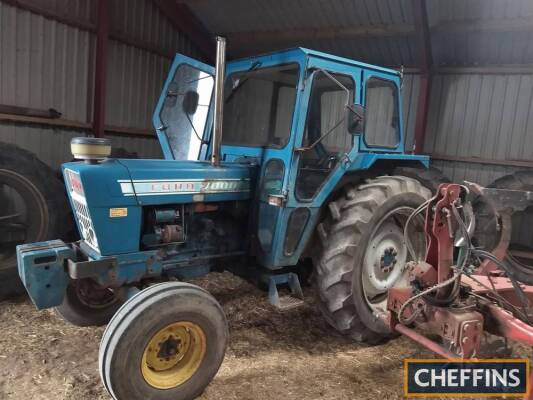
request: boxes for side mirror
[182,90,199,115]
[346,104,365,135]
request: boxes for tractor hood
[62,159,257,208]
[116,159,256,205]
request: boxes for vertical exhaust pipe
[211,36,226,167]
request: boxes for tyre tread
[314,176,431,343]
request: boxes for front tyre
[55,279,121,327]
[314,176,431,342]
[99,282,228,400]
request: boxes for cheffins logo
[404,359,530,397]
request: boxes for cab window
[296,71,355,200]
[222,64,299,148]
[364,77,400,148]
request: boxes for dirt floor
[0,272,530,400]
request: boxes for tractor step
[277,295,305,311]
[266,272,304,312]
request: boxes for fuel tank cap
[71,137,112,161]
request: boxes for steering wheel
[318,154,338,169]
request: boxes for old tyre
[55,280,121,327]
[99,282,228,400]
[314,176,431,342]
[474,170,533,284]
[0,142,71,300]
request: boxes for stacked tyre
[0,142,72,300]
[474,170,533,284]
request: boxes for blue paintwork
[61,159,256,256]
[18,47,432,309]
[213,48,428,267]
[17,240,75,309]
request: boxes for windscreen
[222,64,299,148]
[160,64,214,160]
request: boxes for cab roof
[230,47,400,77]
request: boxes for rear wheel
[0,142,71,300]
[55,280,121,327]
[314,176,431,342]
[393,165,450,193]
[99,282,228,400]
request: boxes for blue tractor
[17,38,445,399]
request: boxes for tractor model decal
[117,178,251,196]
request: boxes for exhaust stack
[211,36,226,167]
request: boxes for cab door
[288,57,362,204]
[153,54,215,160]
[260,59,362,267]
[291,65,361,204]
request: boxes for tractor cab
[154,47,428,267]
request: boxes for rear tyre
[99,282,228,400]
[474,170,533,284]
[0,142,71,300]
[393,165,450,193]
[55,280,121,327]
[314,176,431,342]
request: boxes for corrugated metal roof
[427,0,533,23]
[428,0,533,66]
[189,0,414,33]
[231,36,417,66]
[187,0,416,64]
[432,31,533,66]
[187,0,533,66]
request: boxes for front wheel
[55,280,121,327]
[314,176,431,342]
[99,282,228,400]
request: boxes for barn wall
[0,123,162,170]
[0,3,92,121]
[0,0,202,169]
[424,72,533,185]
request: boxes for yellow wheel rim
[141,321,206,389]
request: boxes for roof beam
[152,0,214,62]
[226,24,414,45]
[224,16,533,46]
[433,16,533,34]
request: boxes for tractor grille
[71,196,99,252]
